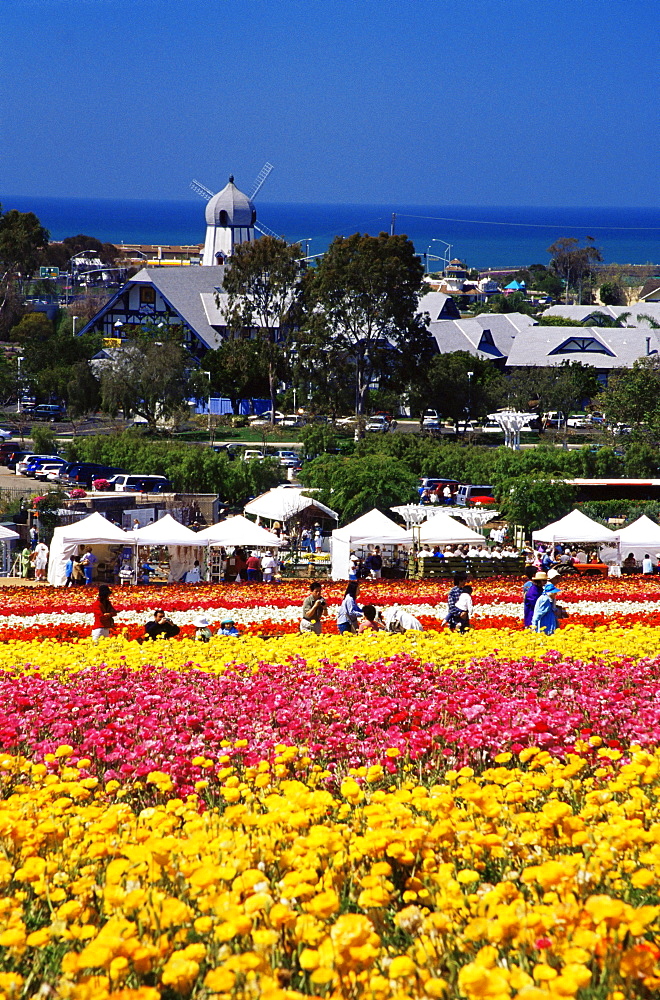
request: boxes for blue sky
[1,0,658,206]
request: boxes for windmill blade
[254,221,282,240]
[249,162,274,200]
[190,179,215,202]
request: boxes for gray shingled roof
[131,266,227,349]
[542,303,660,326]
[428,313,537,359]
[506,326,660,369]
[417,291,461,321]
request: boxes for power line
[396,212,660,232]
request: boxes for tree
[496,475,577,532]
[204,338,272,414]
[599,281,626,306]
[220,236,302,424]
[547,237,602,304]
[506,361,601,438]
[298,452,417,523]
[409,352,505,429]
[98,334,191,432]
[0,206,49,322]
[304,232,430,418]
[599,356,660,434]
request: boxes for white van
[107,474,173,493]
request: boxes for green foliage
[98,333,191,431]
[10,312,54,344]
[599,281,626,306]
[204,339,271,411]
[30,425,57,454]
[579,500,660,526]
[300,423,337,459]
[506,361,601,421]
[69,433,281,502]
[496,475,577,532]
[408,351,505,425]
[599,357,660,432]
[0,206,50,279]
[298,452,418,523]
[547,237,602,298]
[536,316,586,327]
[305,232,430,415]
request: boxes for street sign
[39,266,60,279]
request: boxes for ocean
[3,195,660,269]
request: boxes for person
[261,551,279,583]
[357,604,386,633]
[186,560,202,584]
[524,571,546,628]
[367,546,383,580]
[246,552,262,582]
[575,548,588,564]
[34,540,49,582]
[65,555,74,587]
[623,551,637,572]
[20,545,31,579]
[313,524,323,552]
[91,584,116,641]
[348,553,359,581]
[532,581,560,635]
[455,585,473,633]
[300,581,327,634]
[540,548,554,573]
[80,547,97,585]
[337,581,362,635]
[443,484,452,505]
[383,605,423,632]
[445,572,469,631]
[193,615,213,642]
[219,618,240,637]
[139,560,157,585]
[234,548,248,583]
[642,553,654,575]
[301,528,313,553]
[29,525,38,550]
[143,610,180,640]
[71,556,84,585]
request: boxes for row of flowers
[5,576,660,617]
[0,743,659,998]
[4,640,660,792]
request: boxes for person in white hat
[193,615,213,642]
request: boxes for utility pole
[390,213,396,236]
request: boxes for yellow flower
[388,955,416,979]
[204,968,236,993]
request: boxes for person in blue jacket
[531,581,560,635]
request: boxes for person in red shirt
[91,585,116,641]
[246,552,262,582]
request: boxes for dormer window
[548,337,615,357]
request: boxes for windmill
[190,163,281,240]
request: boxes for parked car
[0,428,11,440]
[456,484,496,506]
[567,413,591,429]
[280,414,304,427]
[57,463,125,488]
[6,451,31,471]
[15,454,62,476]
[248,410,284,425]
[24,456,68,477]
[106,474,173,493]
[422,410,441,431]
[366,415,391,433]
[543,411,566,429]
[33,404,65,422]
[274,449,300,468]
[481,420,504,434]
[33,461,69,481]
[242,449,265,462]
[418,477,459,497]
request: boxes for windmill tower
[191,164,277,266]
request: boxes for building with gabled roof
[542,303,660,326]
[505,326,660,374]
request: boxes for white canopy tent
[0,525,20,541]
[130,514,200,546]
[131,514,204,583]
[416,512,485,546]
[615,515,660,563]
[532,509,618,556]
[244,486,338,523]
[196,515,283,548]
[47,512,132,586]
[331,509,412,580]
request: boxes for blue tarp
[194,398,271,416]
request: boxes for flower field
[2,579,660,997]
